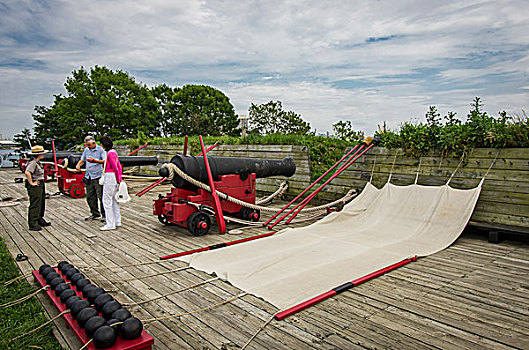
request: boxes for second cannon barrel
[159,155,296,188]
[65,155,159,168]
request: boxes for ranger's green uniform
[26,159,46,229]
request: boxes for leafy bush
[376,97,529,157]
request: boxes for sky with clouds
[1,0,528,139]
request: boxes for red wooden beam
[263,143,363,227]
[160,231,278,260]
[51,140,58,173]
[284,143,375,224]
[183,135,188,155]
[274,256,417,320]
[196,139,222,156]
[199,136,226,234]
[127,142,149,156]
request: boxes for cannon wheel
[240,207,260,222]
[158,214,175,226]
[187,212,211,236]
[69,184,85,198]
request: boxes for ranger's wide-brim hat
[28,145,49,155]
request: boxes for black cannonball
[107,318,121,333]
[59,263,73,274]
[49,276,65,290]
[41,266,55,278]
[101,300,121,320]
[75,278,90,291]
[86,287,105,304]
[93,325,117,349]
[85,316,106,338]
[65,268,80,280]
[57,261,69,269]
[120,317,143,340]
[54,283,70,297]
[77,307,98,328]
[71,299,90,319]
[65,295,81,310]
[60,288,76,303]
[94,293,113,312]
[82,284,96,298]
[39,264,51,274]
[70,273,84,285]
[45,272,60,284]
[111,308,132,322]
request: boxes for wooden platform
[1,168,528,349]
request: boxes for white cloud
[1,0,528,138]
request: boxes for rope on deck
[141,292,247,324]
[241,314,275,350]
[122,277,220,307]
[79,259,184,271]
[106,267,191,283]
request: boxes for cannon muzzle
[160,155,296,188]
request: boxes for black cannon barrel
[159,155,296,189]
[65,155,158,169]
[43,151,82,162]
[23,151,81,161]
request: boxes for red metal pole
[199,136,226,234]
[135,177,166,197]
[196,139,222,156]
[183,135,188,155]
[263,144,363,227]
[269,143,374,229]
[160,231,278,260]
[127,142,149,156]
[136,137,221,197]
[274,256,417,320]
[284,143,375,224]
[51,141,58,173]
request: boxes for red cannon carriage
[153,154,296,236]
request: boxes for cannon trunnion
[153,155,296,236]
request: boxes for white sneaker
[116,223,122,227]
[100,225,116,231]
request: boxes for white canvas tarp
[179,182,482,309]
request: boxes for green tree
[33,66,161,147]
[151,84,179,137]
[332,120,364,142]
[248,100,311,135]
[13,128,32,149]
[171,85,240,136]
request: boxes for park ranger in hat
[24,145,51,231]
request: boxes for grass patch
[0,236,63,349]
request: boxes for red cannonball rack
[33,268,154,350]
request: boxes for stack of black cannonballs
[39,261,144,349]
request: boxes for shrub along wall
[115,144,529,232]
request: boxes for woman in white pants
[99,136,122,231]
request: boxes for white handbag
[99,155,107,186]
[116,181,131,203]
